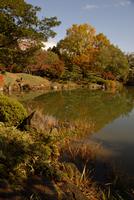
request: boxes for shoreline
[0,72,124,94]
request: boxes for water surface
[16,87,134,178]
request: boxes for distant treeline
[0,0,134,84]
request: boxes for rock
[22,84,31,91]
[17,111,35,131]
[88,83,102,90]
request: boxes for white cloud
[83,0,131,11]
[83,4,99,10]
[114,0,131,7]
[42,41,57,50]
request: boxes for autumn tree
[73,33,112,78]
[0,0,61,70]
[56,24,112,79]
[27,50,64,79]
[58,24,96,56]
[126,53,134,84]
[94,33,110,49]
[56,24,97,78]
[54,23,129,82]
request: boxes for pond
[14,87,134,180]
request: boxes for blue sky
[26,0,134,52]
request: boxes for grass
[62,162,99,200]
[60,142,100,200]
[2,72,80,92]
[3,72,51,88]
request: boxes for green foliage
[0,125,60,185]
[63,162,81,181]
[127,53,134,69]
[0,70,6,75]
[61,66,82,81]
[94,45,129,82]
[57,23,96,56]
[2,72,51,89]
[0,94,27,126]
[0,0,61,69]
[126,53,134,84]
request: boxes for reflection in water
[24,88,134,131]
[20,87,134,177]
[91,109,134,177]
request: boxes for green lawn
[3,72,51,87]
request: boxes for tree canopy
[55,23,129,82]
[27,50,64,79]
[94,45,129,82]
[0,0,61,68]
[126,53,134,84]
[57,24,96,57]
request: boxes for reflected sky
[91,107,134,177]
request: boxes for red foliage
[28,50,64,78]
[102,71,116,80]
[0,75,4,86]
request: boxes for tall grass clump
[61,161,99,200]
[0,94,27,126]
[28,107,93,141]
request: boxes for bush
[1,70,6,75]
[105,80,117,90]
[28,50,65,79]
[0,95,27,126]
[0,125,60,186]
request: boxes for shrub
[0,75,4,87]
[1,70,6,75]
[0,95,27,126]
[105,80,117,90]
[28,50,65,79]
[0,125,60,186]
